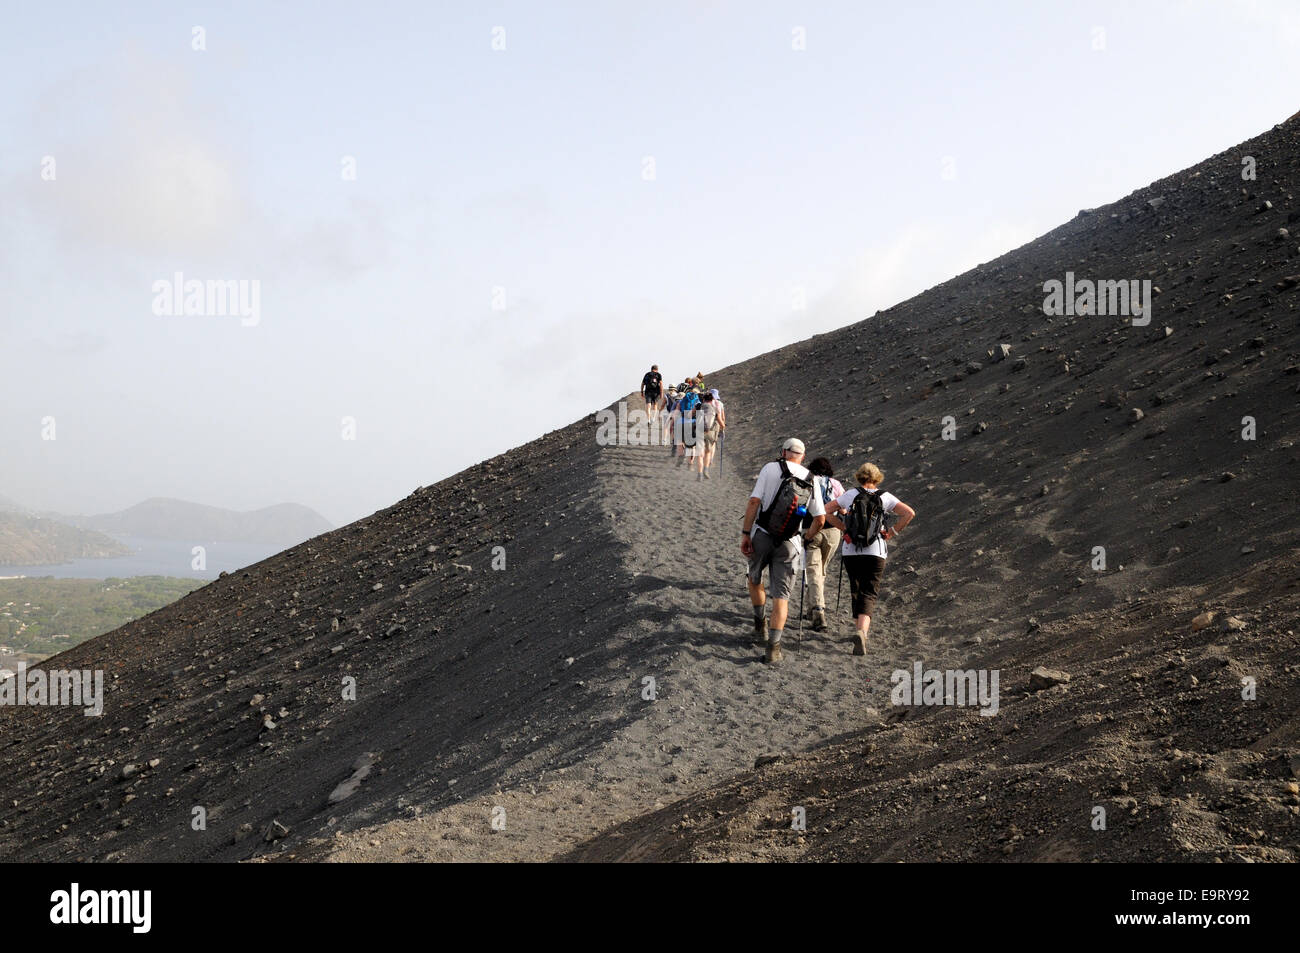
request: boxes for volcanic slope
[1,117,1297,862]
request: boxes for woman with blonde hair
[824,463,915,656]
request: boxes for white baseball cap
[782,438,805,454]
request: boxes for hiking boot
[703,470,711,480]
[752,615,768,643]
[811,609,827,632]
[851,632,867,656]
[764,639,783,665]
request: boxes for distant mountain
[73,498,333,546]
[0,513,130,565]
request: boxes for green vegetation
[0,576,203,664]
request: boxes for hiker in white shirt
[693,391,724,480]
[740,438,825,664]
[824,462,915,657]
[706,389,726,472]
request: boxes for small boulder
[1029,667,1071,691]
[264,820,290,842]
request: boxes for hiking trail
[315,404,958,861]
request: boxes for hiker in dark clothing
[823,463,915,657]
[804,457,844,632]
[641,365,663,419]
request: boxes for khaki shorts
[747,528,800,601]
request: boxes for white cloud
[9,52,395,281]
[16,58,250,260]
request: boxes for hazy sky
[2,0,1296,526]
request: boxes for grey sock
[769,628,783,644]
[752,604,765,622]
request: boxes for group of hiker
[638,365,917,665]
[742,439,916,665]
[640,365,726,481]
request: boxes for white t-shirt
[834,487,899,558]
[749,460,826,540]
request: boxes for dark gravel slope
[1,115,1297,862]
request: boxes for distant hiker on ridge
[804,457,844,632]
[672,385,702,468]
[663,387,681,457]
[707,387,728,473]
[641,365,663,421]
[823,463,915,656]
[693,390,723,481]
[740,438,825,664]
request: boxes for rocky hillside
[0,115,1296,863]
[0,513,129,566]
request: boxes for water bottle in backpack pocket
[759,460,815,541]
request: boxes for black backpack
[843,488,888,548]
[759,460,815,541]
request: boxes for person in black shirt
[641,365,663,418]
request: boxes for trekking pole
[797,562,806,649]
[836,555,844,615]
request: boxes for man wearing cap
[740,438,825,664]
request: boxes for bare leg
[770,598,789,631]
[852,612,871,655]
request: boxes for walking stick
[797,562,806,648]
[836,555,844,615]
